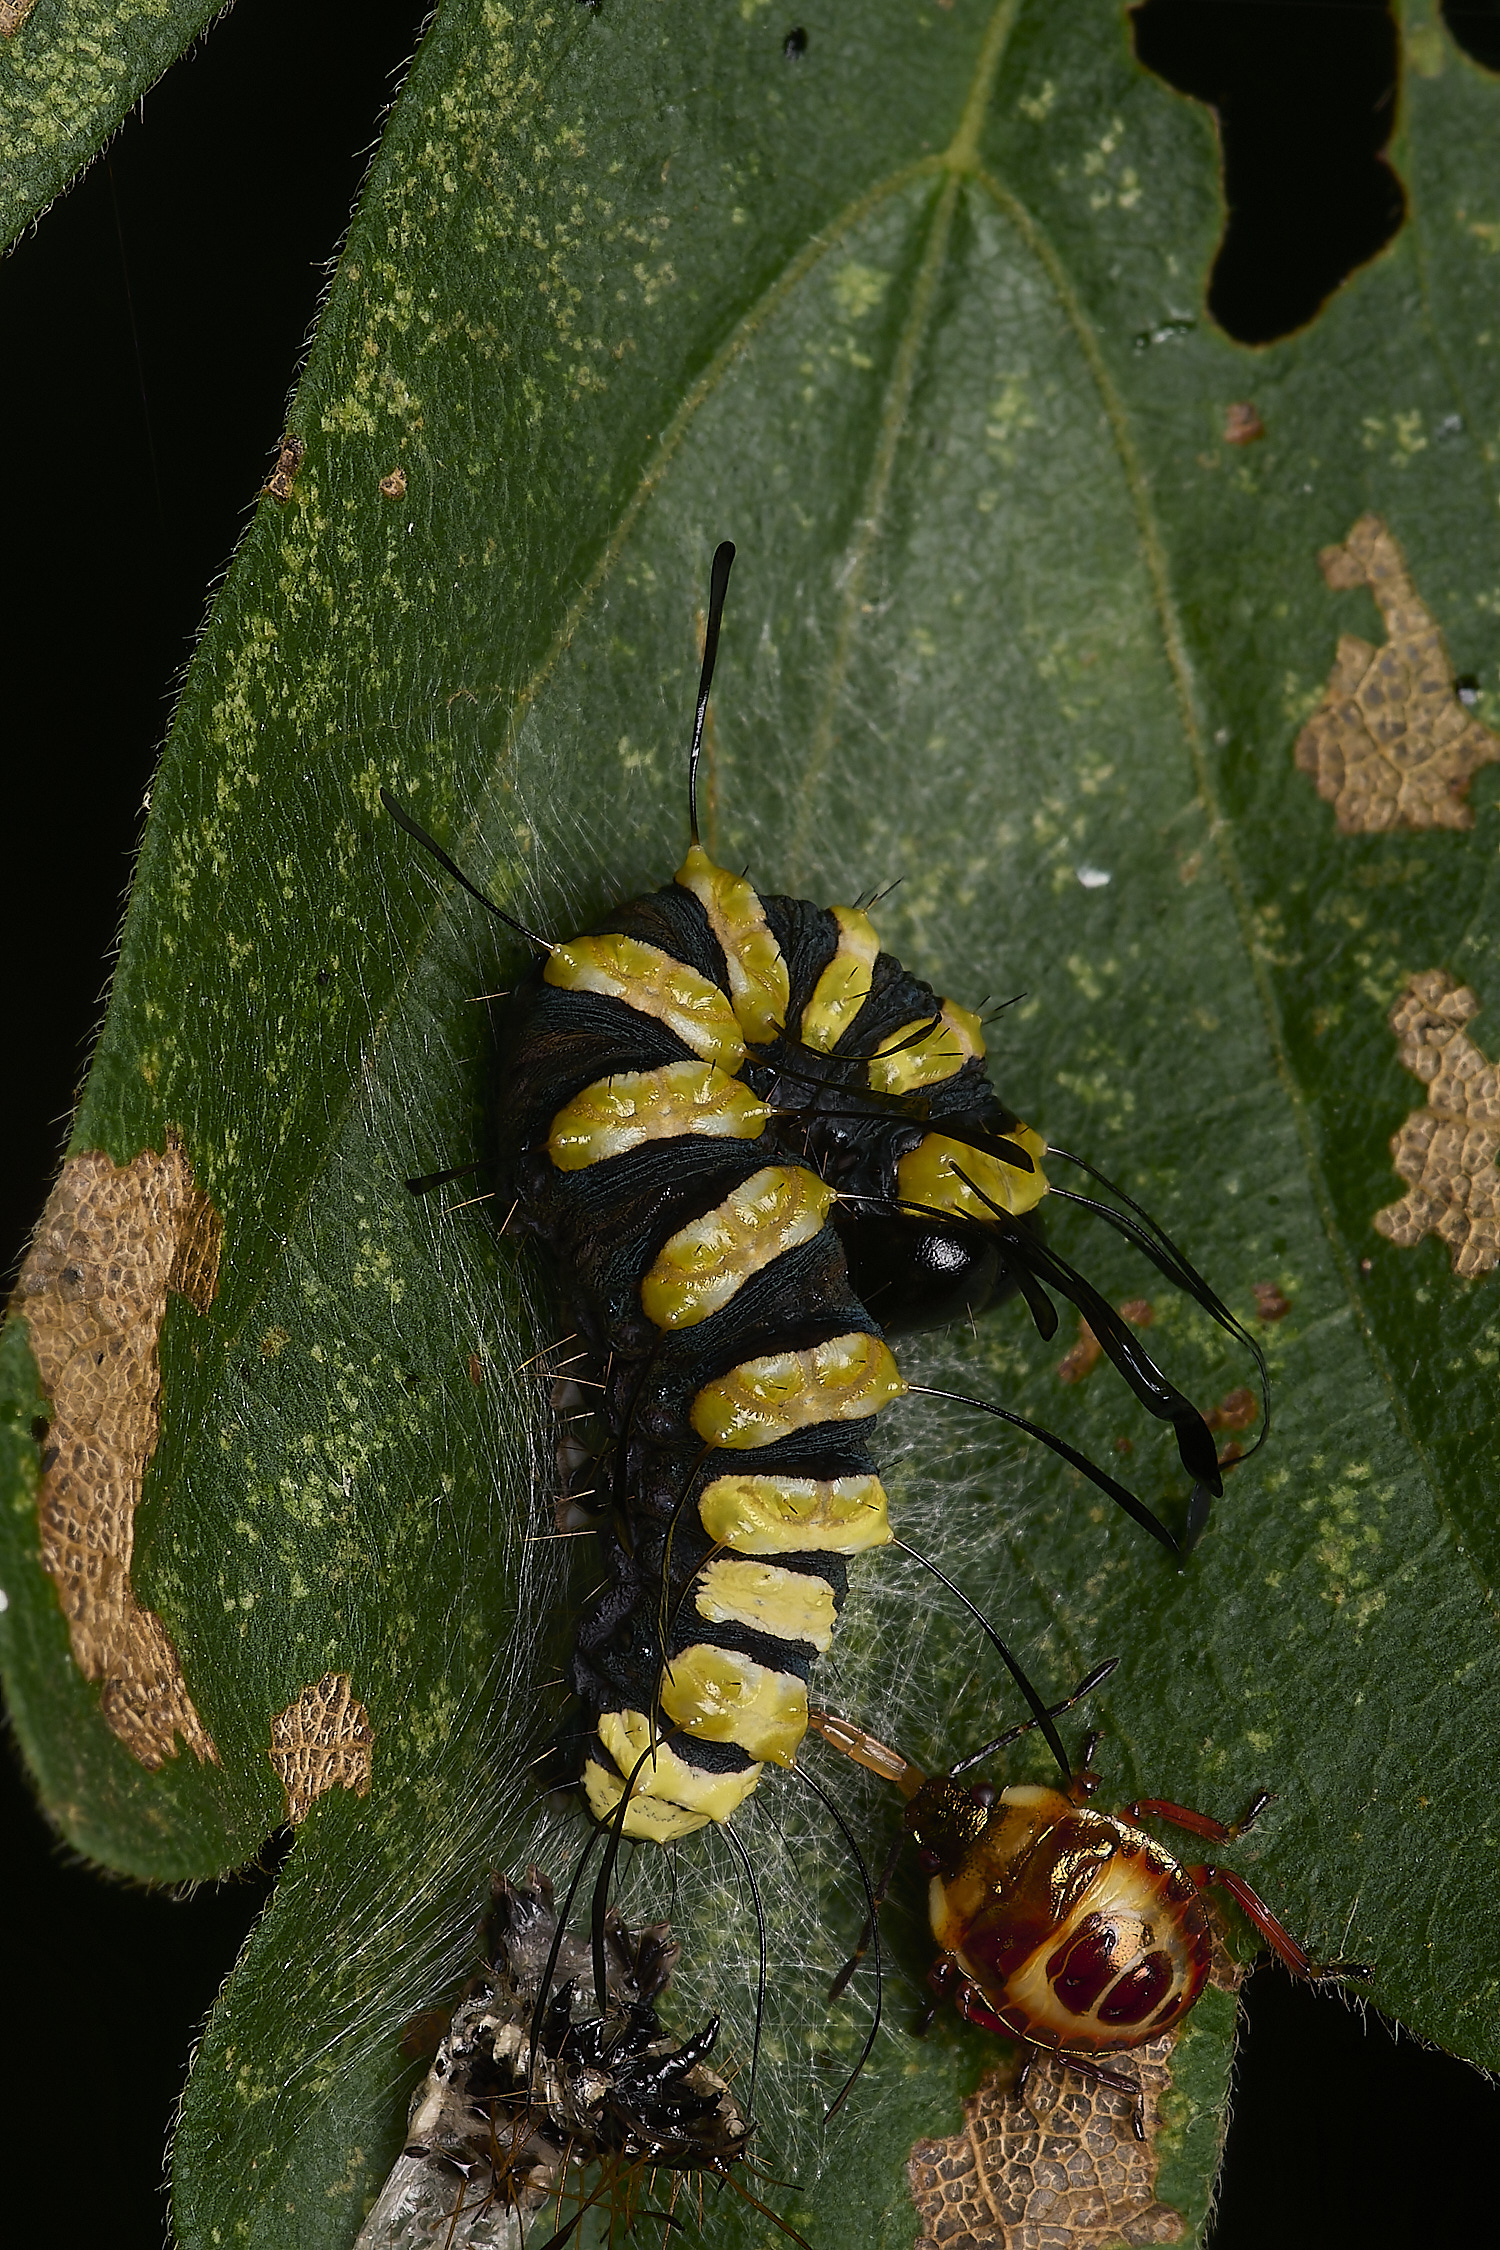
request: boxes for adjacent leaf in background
[1,0,223,247]
[3,5,1498,2248]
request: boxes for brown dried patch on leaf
[1294,514,1500,832]
[1222,401,1264,445]
[1252,1281,1291,1322]
[0,0,39,33]
[1373,969,1500,1274]
[1059,1303,1150,1382]
[909,2032,1186,2250]
[379,465,408,499]
[1057,1321,1102,1383]
[11,1137,223,1769]
[1203,1386,1258,1434]
[269,1671,374,1823]
[262,435,305,501]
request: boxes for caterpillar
[806,1658,1368,2130]
[385,541,1263,1848]
[353,1868,760,2250]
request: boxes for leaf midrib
[204,5,1020,1363]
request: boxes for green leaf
[1,0,225,250]
[4,4,1498,2247]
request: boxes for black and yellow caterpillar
[386,543,1259,1845]
[453,545,1258,1845]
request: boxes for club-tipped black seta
[688,539,736,847]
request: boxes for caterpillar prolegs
[389,543,1263,1845]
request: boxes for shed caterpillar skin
[478,544,1258,1843]
[352,1870,751,2250]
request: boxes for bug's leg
[937,1963,1012,2038]
[925,1954,963,2012]
[1053,2051,1147,2140]
[1185,1862,1308,1974]
[828,1830,906,2002]
[1186,1864,1372,1985]
[1013,2039,1145,2141]
[1126,1798,1369,1980]
[1122,1790,1272,1843]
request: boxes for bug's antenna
[722,1819,768,2116]
[688,541,736,848]
[890,1536,1071,1778]
[950,1657,1121,1776]
[381,787,553,954]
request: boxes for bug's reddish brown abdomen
[924,1783,1212,2054]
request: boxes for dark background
[3,2,1496,2244]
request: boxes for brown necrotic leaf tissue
[1294,514,1500,832]
[1374,970,1500,1276]
[269,1672,374,1823]
[11,1135,222,1768]
[909,2034,1186,2250]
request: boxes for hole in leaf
[1131,0,1406,343]
[1210,1965,1500,2245]
[1442,0,1500,72]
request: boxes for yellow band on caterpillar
[695,1557,838,1651]
[585,1708,763,1840]
[640,1164,836,1329]
[799,904,880,1053]
[545,932,745,1068]
[547,1062,770,1171]
[675,844,789,1045]
[698,1471,893,1555]
[691,1331,907,1448]
[867,998,986,1095]
[582,1765,713,1842]
[657,1644,808,1766]
[897,1124,1050,1222]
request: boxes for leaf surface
[2,6,1498,2248]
